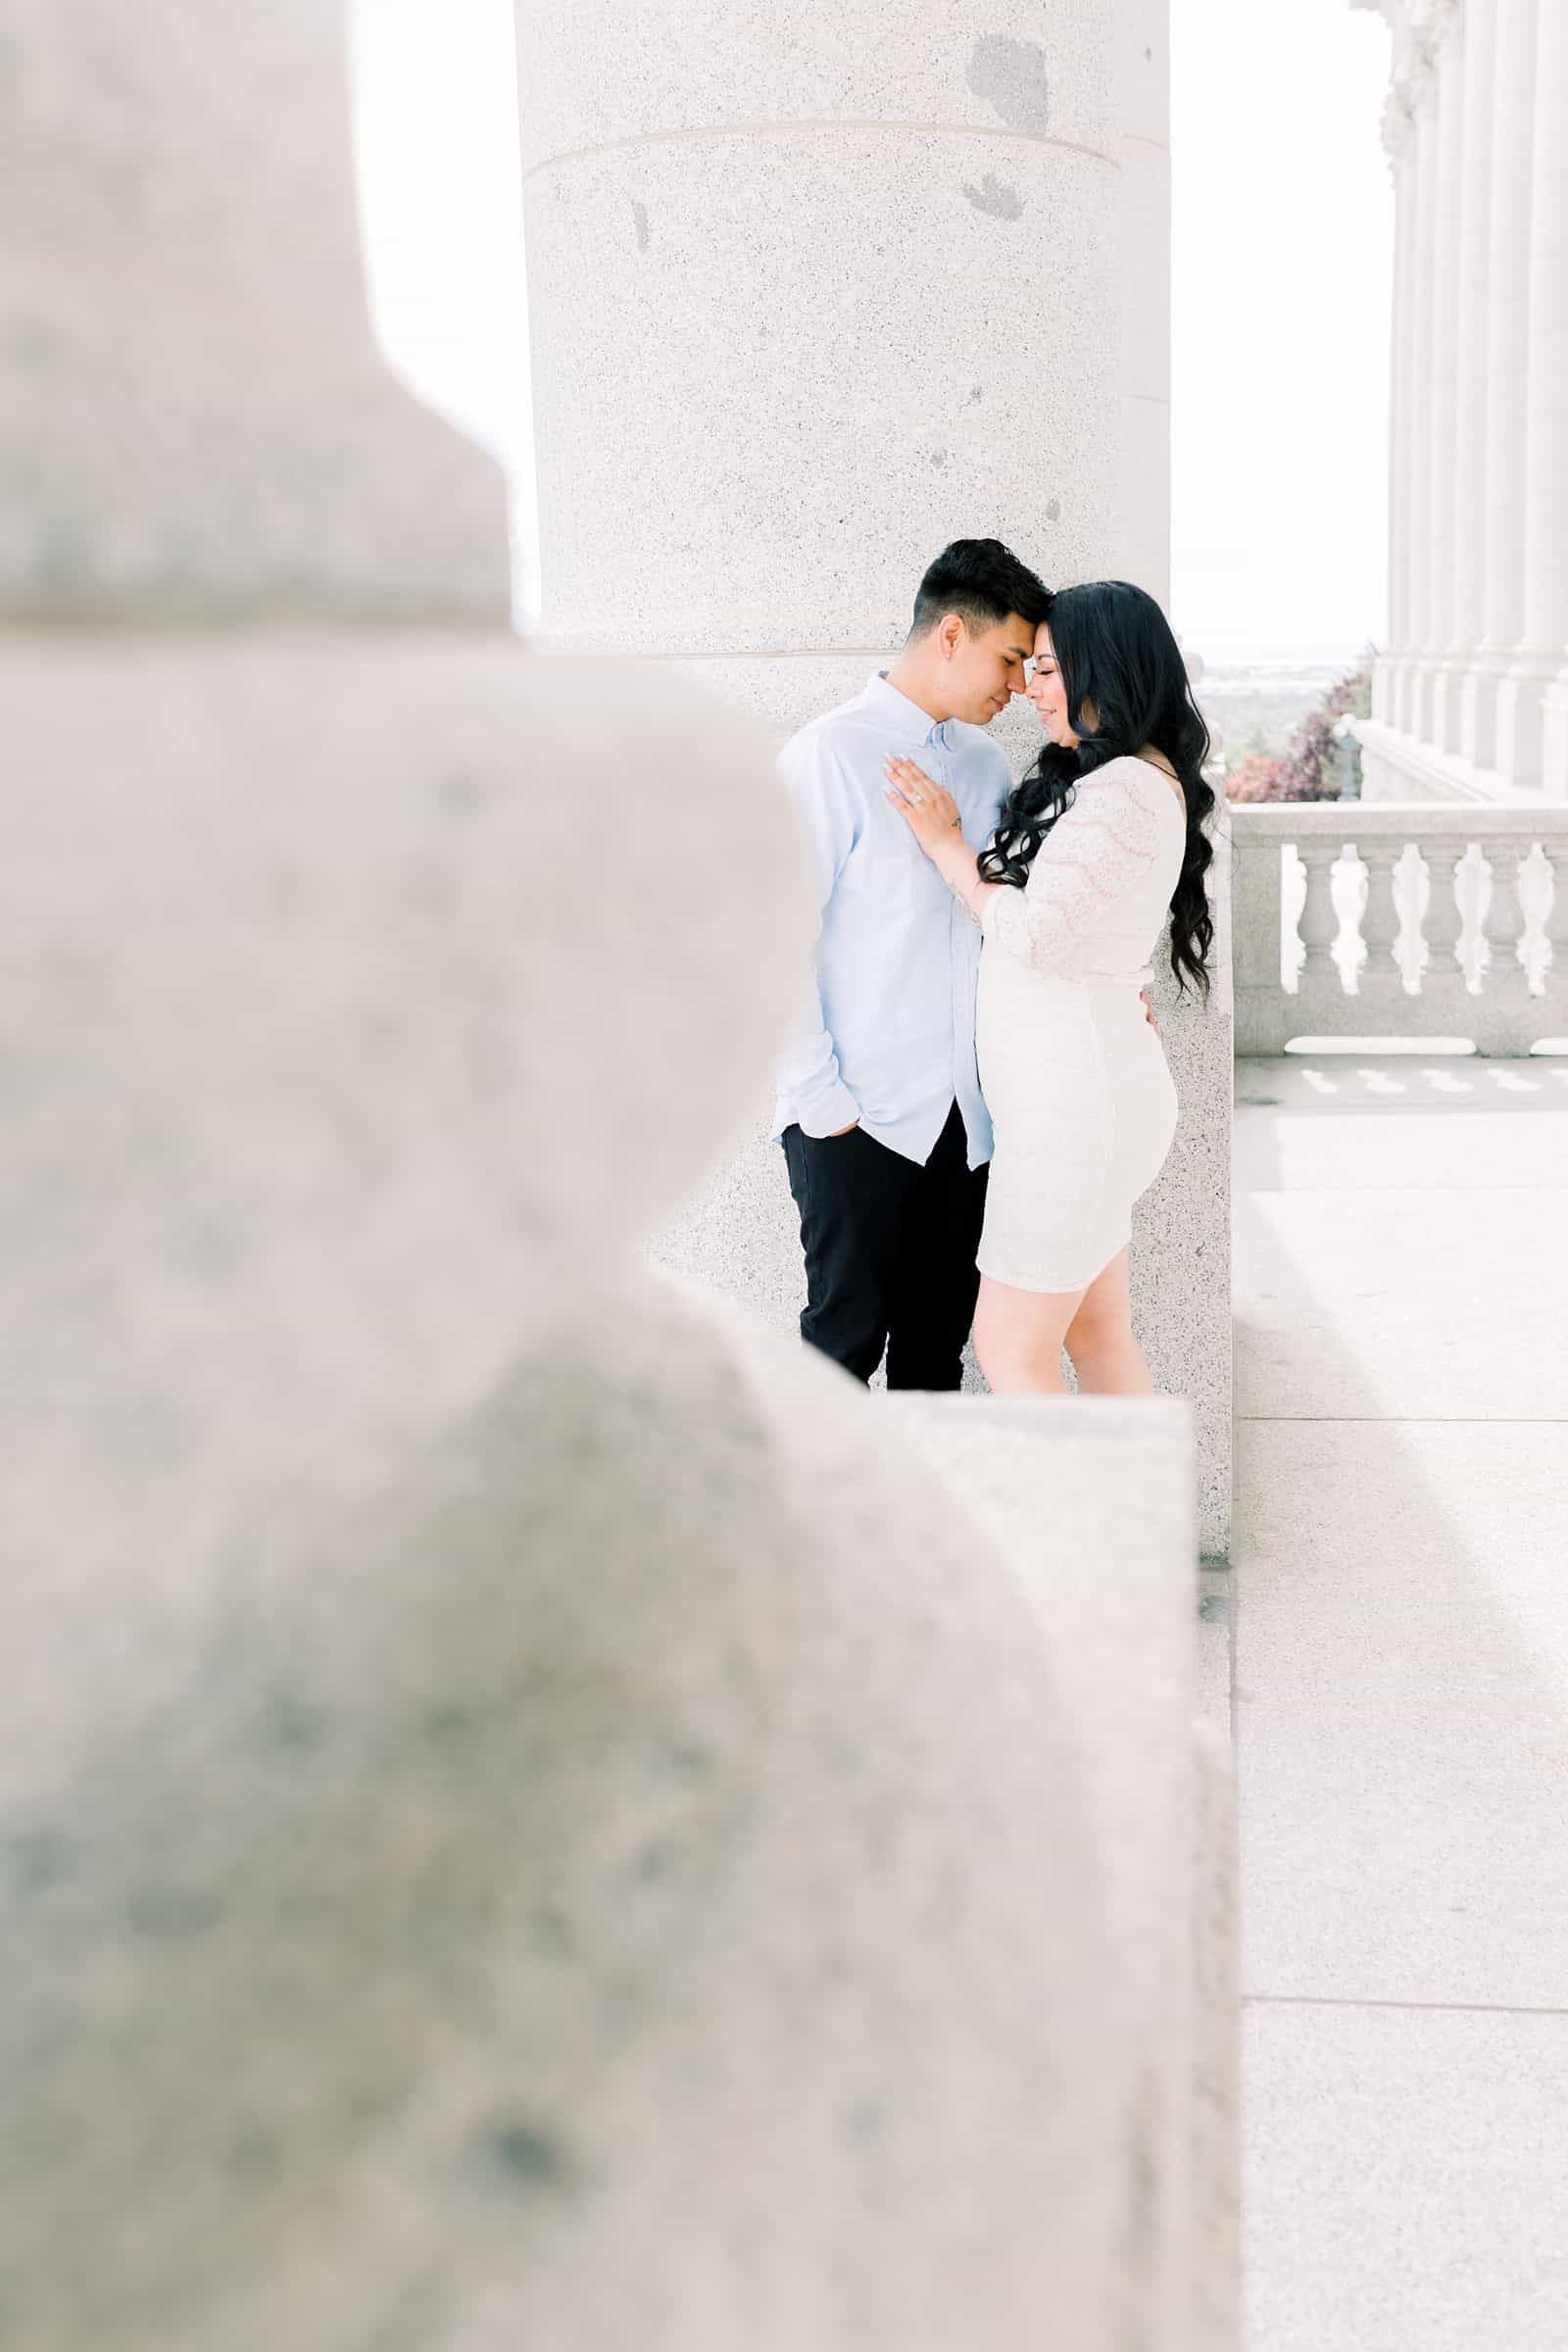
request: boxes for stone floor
[1227,1054,1568,2349]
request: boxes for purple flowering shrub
[1224,656,1374,803]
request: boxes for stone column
[1113,0,1173,608]
[514,0,1163,741]
[1413,3,1465,748]
[1521,0,1568,796]
[1373,65,1419,731]
[1441,0,1496,753]
[518,0,1234,1556]
[1396,32,1441,739]
[1462,0,1541,773]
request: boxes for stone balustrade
[1232,801,1568,1054]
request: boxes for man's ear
[937,612,965,662]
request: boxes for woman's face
[1024,624,1080,746]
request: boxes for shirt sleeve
[980,765,1163,977]
[774,733,862,1135]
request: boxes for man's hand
[1141,988,1159,1033]
[827,1121,859,1136]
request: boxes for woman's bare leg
[1062,1247,1154,1395]
[973,1272,1086,1395]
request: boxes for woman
[884,578,1215,1396]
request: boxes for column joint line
[522,118,1120,184]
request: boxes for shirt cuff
[795,1080,861,1138]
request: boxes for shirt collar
[862,669,953,751]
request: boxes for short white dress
[975,756,1188,1294]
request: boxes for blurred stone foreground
[0,7,1237,2349]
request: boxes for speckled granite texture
[517,0,1170,655]
[524,126,1117,656]
[514,7,1119,164]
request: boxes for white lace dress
[975,755,1188,1294]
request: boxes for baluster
[1484,843,1528,986]
[1545,844,1568,980]
[1358,843,1405,985]
[1515,845,1553,992]
[1297,842,1341,988]
[1452,843,1489,989]
[1421,845,1467,982]
[1474,841,1533,1054]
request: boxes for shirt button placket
[936,727,965,1119]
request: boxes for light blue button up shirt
[771,671,1011,1169]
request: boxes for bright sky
[1171,0,1394,661]
[351,0,1394,660]
[349,0,538,613]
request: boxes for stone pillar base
[1542,672,1568,801]
[1457,652,1509,769]
[1494,652,1562,790]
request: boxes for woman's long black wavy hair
[978,579,1217,997]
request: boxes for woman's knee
[1064,1296,1120,1355]
[975,1286,1076,1392]
[1064,1257,1132,1349]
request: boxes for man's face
[946,612,1035,725]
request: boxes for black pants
[781,1102,989,1391]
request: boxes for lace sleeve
[981,765,1165,976]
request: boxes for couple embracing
[773,538,1216,1397]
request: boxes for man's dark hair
[907,538,1053,642]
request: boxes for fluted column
[1412,2,1465,747]
[1495,0,1568,790]
[1460,0,1539,770]
[514,0,1166,741]
[1373,63,1419,731]
[1530,0,1568,796]
[1440,0,1496,752]
[1395,28,1441,739]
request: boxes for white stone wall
[1356,0,1568,802]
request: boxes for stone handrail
[1231,802,1568,1056]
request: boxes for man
[772,538,1052,1391]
